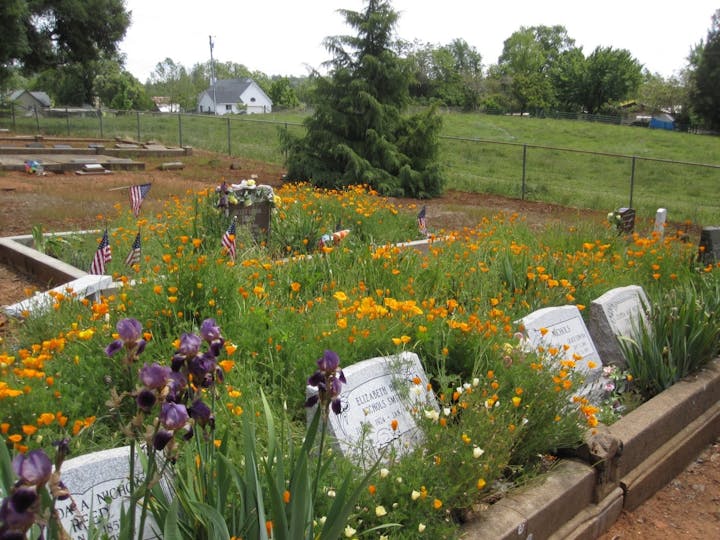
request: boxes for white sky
[119,0,717,82]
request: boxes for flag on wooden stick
[221,217,237,261]
[417,205,428,237]
[124,231,142,267]
[129,183,152,217]
[90,229,112,275]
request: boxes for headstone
[517,305,603,399]
[55,446,159,539]
[3,275,112,318]
[617,208,635,234]
[654,208,667,238]
[227,184,275,244]
[698,226,720,265]
[588,285,650,369]
[306,351,436,466]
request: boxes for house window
[250,97,256,102]
[199,105,204,112]
[225,104,232,111]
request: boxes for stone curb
[461,357,720,539]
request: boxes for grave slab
[588,285,650,369]
[306,351,436,466]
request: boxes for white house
[197,78,272,115]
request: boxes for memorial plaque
[617,208,635,234]
[589,285,650,368]
[56,446,159,540]
[307,351,436,466]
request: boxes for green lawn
[4,108,719,224]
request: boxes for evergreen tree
[282,0,444,198]
[690,9,720,130]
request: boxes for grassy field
[3,108,719,224]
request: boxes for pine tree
[282,0,444,198]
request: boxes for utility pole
[209,35,217,115]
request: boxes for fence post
[227,116,231,156]
[136,110,141,142]
[98,109,103,139]
[629,156,636,209]
[178,112,183,147]
[11,103,16,131]
[34,106,40,133]
[521,144,528,200]
[66,108,70,136]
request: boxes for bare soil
[0,148,718,538]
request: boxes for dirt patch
[0,147,718,539]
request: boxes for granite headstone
[588,285,650,368]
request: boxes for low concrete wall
[461,357,720,539]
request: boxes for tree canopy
[0,0,130,94]
[282,0,444,198]
[690,9,720,130]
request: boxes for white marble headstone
[654,208,667,237]
[588,285,650,368]
[518,305,603,399]
[307,351,436,466]
[55,446,159,539]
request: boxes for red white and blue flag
[124,231,142,267]
[129,183,152,217]
[417,205,428,237]
[222,218,237,261]
[90,229,112,275]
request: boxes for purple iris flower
[136,389,157,412]
[304,350,347,415]
[153,430,174,451]
[139,362,171,389]
[177,333,202,357]
[160,402,189,430]
[12,450,52,486]
[188,399,214,429]
[0,490,36,535]
[200,319,222,343]
[165,371,188,402]
[105,318,146,357]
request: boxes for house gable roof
[200,78,272,105]
[8,90,51,107]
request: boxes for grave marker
[698,226,720,265]
[56,446,159,539]
[306,351,436,466]
[588,285,650,368]
[518,305,603,399]
[654,208,667,238]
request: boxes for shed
[649,113,675,131]
[7,90,52,115]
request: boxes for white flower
[327,489,336,498]
[463,382,471,390]
[375,505,387,517]
[318,516,327,525]
[418,523,426,533]
[411,490,421,500]
[455,386,463,395]
[443,407,451,416]
[344,525,357,537]
[396,476,403,484]
[424,409,439,422]
[473,446,485,458]
[410,385,423,398]
[472,377,480,387]
[380,468,390,478]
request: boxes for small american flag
[90,229,112,275]
[124,231,142,267]
[129,183,152,218]
[417,205,428,237]
[221,218,237,261]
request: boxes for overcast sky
[119,0,718,82]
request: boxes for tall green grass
[4,109,719,224]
